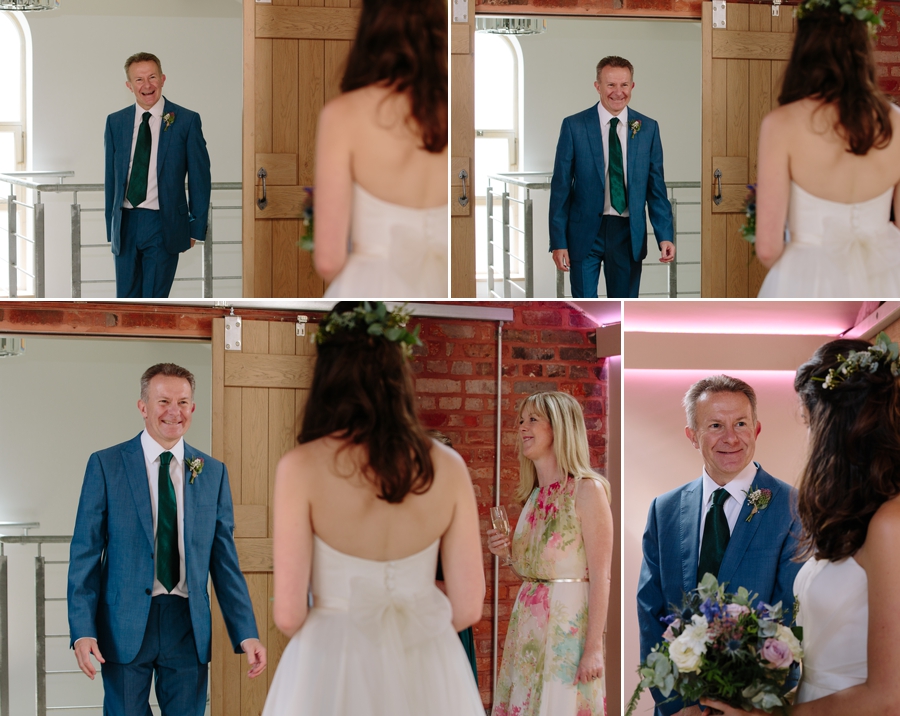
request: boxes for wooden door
[701,1,795,296]
[209,317,317,715]
[450,0,475,297]
[242,0,361,298]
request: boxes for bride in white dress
[754,0,900,298]
[261,303,485,716]
[313,0,448,299]
[703,336,900,715]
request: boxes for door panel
[450,0,475,296]
[702,1,794,296]
[243,0,360,297]
[210,317,317,715]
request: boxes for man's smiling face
[126,60,166,111]
[138,375,194,449]
[685,391,761,485]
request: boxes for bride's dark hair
[794,338,900,560]
[298,302,435,504]
[778,8,892,156]
[340,0,447,154]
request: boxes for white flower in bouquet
[669,636,704,673]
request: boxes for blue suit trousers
[115,209,180,298]
[569,215,642,298]
[101,595,207,716]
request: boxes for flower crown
[795,0,884,32]
[314,301,422,357]
[815,332,900,390]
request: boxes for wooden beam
[256,6,359,40]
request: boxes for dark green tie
[157,451,179,593]
[608,116,627,215]
[126,111,152,207]
[698,488,731,582]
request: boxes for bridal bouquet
[740,184,757,249]
[299,187,314,252]
[626,573,802,716]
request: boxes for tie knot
[712,488,729,508]
[610,117,619,128]
[160,451,173,467]
[142,111,151,124]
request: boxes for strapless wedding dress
[757,182,900,298]
[261,535,483,716]
[323,184,448,299]
[793,556,868,703]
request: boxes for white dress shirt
[141,430,188,598]
[698,461,759,553]
[596,103,629,218]
[124,97,163,211]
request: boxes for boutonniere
[162,112,175,132]
[743,485,772,522]
[186,457,204,484]
[629,119,641,139]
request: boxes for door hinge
[713,0,726,28]
[296,315,308,337]
[224,314,242,351]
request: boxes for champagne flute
[490,506,513,566]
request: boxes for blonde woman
[488,392,613,716]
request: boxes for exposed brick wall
[411,301,609,710]
[476,0,900,103]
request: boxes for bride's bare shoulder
[861,497,900,555]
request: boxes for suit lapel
[182,443,195,562]
[718,466,764,588]
[626,109,637,187]
[157,98,172,177]
[585,104,607,190]
[118,110,133,183]
[123,436,154,549]
[679,478,703,594]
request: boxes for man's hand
[242,638,267,679]
[659,241,675,263]
[190,239,196,248]
[552,249,570,272]
[74,637,105,680]
[679,706,704,716]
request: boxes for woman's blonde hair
[514,391,610,504]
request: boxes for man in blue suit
[105,52,211,298]
[68,363,265,716]
[550,56,675,298]
[637,375,801,716]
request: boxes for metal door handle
[257,168,268,210]
[714,168,722,206]
[458,169,469,208]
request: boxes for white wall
[24,0,242,298]
[0,335,211,715]
[478,16,701,297]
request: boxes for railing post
[523,196,534,298]
[0,552,8,716]
[501,191,511,299]
[71,198,82,299]
[7,190,16,298]
[203,209,213,298]
[486,186,494,298]
[34,192,44,298]
[35,554,46,716]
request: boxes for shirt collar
[134,96,165,121]
[597,102,628,129]
[701,461,759,509]
[141,429,185,465]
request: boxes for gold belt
[523,577,589,583]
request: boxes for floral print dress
[492,476,605,716]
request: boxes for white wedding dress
[323,184,448,299]
[757,182,900,298]
[793,556,868,703]
[261,535,484,716]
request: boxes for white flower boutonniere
[162,112,175,132]
[630,119,642,139]
[187,457,204,484]
[743,484,772,523]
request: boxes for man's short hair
[683,374,758,431]
[124,52,163,80]
[596,55,634,81]
[140,363,195,402]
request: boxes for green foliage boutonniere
[187,457,204,484]
[162,112,175,132]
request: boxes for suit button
[145,588,152,595]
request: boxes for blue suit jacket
[104,98,211,255]
[549,104,674,263]
[67,434,258,665]
[636,465,801,716]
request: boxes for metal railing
[485,173,702,298]
[0,171,241,298]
